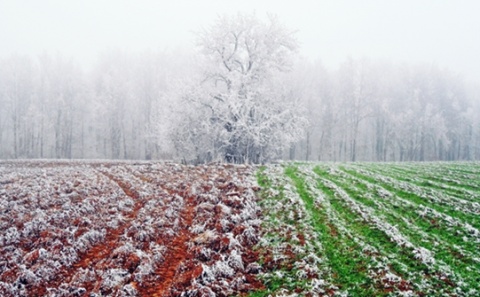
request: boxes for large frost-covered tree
[174,13,307,164]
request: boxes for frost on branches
[172,13,308,164]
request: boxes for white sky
[1,0,479,80]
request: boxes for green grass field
[252,162,480,297]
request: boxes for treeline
[0,50,188,160]
[293,58,480,161]
[0,52,479,162]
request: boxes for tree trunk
[289,143,296,160]
[305,131,311,161]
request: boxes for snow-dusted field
[0,160,263,296]
[257,162,480,296]
[1,160,479,297]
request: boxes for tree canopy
[173,13,307,164]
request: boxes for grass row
[249,162,479,297]
[311,166,464,295]
[341,165,480,230]
[249,166,331,296]
[358,163,480,204]
[318,165,479,293]
[285,166,379,296]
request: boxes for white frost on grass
[260,165,335,295]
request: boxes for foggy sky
[1,0,479,81]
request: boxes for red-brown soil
[0,160,264,296]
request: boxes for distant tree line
[292,57,480,162]
[1,14,479,162]
[0,51,181,160]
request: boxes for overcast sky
[1,0,479,81]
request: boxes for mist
[1,1,480,162]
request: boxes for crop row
[255,162,479,296]
[0,161,264,297]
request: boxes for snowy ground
[0,160,263,297]
[256,162,479,296]
[1,160,479,297]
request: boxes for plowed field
[0,161,263,297]
[1,161,479,297]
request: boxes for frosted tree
[175,13,307,164]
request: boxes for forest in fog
[1,14,479,163]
